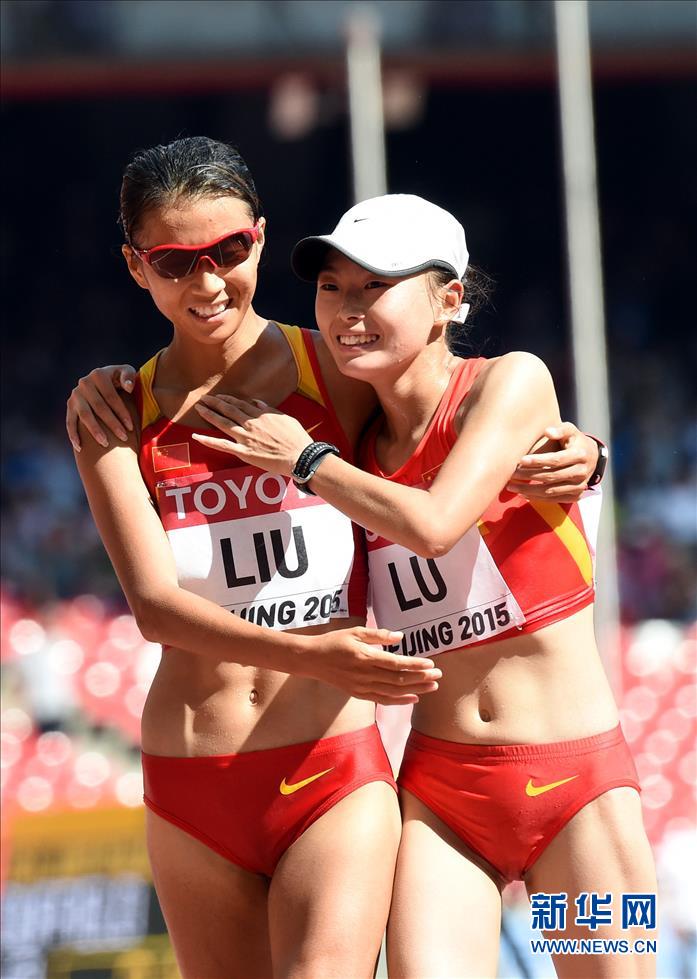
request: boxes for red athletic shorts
[398,725,640,884]
[142,724,396,877]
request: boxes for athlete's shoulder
[485,350,549,376]
[473,351,552,396]
[455,353,557,436]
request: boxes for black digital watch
[292,441,340,495]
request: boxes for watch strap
[585,435,609,487]
[292,441,340,495]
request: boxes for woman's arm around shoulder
[73,405,439,705]
[304,351,561,556]
[187,353,564,557]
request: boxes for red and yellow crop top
[134,322,368,630]
[360,357,600,656]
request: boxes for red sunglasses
[131,224,260,280]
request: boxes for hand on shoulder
[66,363,138,452]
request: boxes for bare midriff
[141,615,373,757]
[410,606,620,746]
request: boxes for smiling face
[315,250,462,380]
[122,195,265,345]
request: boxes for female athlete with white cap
[179,194,656,978]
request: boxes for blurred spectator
[1,419,118,605]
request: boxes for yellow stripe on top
[276,322,325,405]
[529,501,594,586]
[138,326,322,429]
[138,351,163,430]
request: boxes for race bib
[156,466,356,630]
[577,487,602,582]
[368,524,525,656]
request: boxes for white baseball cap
[291,193,469,292]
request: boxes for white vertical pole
[554,0,621,693]
[346,5,387,203]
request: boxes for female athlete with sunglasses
[69,137,451,979]
[158,194,656,978]
[68,144,604,977]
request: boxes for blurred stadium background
[1,1,695,977]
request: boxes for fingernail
[124,417,133,431]
[71,442,81,453]
[124,380,134,391]
[118,430,128,441]
[98,436,108,448]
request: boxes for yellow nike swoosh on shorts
[279,767,334,796]
[525,775,579,797]
[306,421,323,436]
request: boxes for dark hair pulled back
[119,136,262,245]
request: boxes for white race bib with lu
[367,524,525,656]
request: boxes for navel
[249,688,259,706]
[479,707,492,723]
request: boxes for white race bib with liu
[156,466,356,630]
[368,524,525,656]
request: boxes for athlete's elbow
[133,613,162,644]
[409,523,458,559]
[129,594,170,644]
[413,538,456,559]
[405,502,464,557]
[131,606,161,644]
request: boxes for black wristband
[292,441,340,495]
[586,436,609,487]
